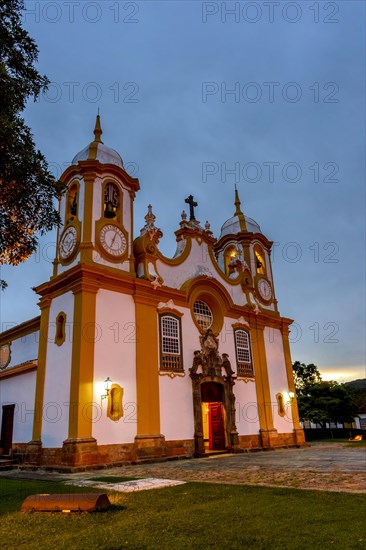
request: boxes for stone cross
[185,195,198,221]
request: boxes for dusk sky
[0,0,365,382]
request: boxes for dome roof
[220,215,261,238]
[71,115,124,169]
[219,188,262,239]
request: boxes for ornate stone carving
[194,265,214,278]
[0,342,11,370]
[232,316,250,329]
[189,329,239,456]
[140,204,163,244]
[189,329,236,380]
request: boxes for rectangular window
[234,329,254,378]
[159,315,184,373]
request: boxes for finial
[145,204,156,225]
[93,113,103,144]
[234,185,243,216]
[181,210,187,221]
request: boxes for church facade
[0,117,305,468]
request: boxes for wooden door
[1,404,15,455]
[209,403,225,450]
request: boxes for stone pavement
[1,442,365,493]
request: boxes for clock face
[100,224,127,257]
[59,226,78,260]
[257,277,272,301]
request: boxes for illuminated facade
[0,117,305,467]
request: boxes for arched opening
[224,245,237,276]
[67,183,78,219]
[104,182,120,220]
[254,245,266,275]
[201,382,225,451]
[55,312,66,346]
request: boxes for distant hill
[345,379,366,389]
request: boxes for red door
[1,405,15,456]
[209,403,225,450]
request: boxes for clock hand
[110,233,117,248]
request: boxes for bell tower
[54,115,140,277]
[27,117,140,468]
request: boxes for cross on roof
[185,195,198,221]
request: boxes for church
[0,117,305,468]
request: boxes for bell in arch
[104,201,116,218]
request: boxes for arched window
[55,312,66,346]
[159,314,183,373]
[224,245,237,276]
[67,183,78,219]
[104,182,120,219]
[254,245,266,275]
[234,329,254,378]
[193,300,213,330]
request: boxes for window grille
[193,300,213,330]
[234,329,254,377]
[159,315,183,373]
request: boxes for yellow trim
[0,317,40,344]
[58,220,81,266]
[68,285,98,439]
[253,244,266,275]
[129,190,135,275]
[281,325,302,430]
[135,297,161,435]
[95,219,129,264]
[82,174,94,243]
[64,179,80,225]
[101,179,123,225]
[188,281,229,336]
[254,274,273,304]
[61,160,140,194]
[250,321,275,432]
[0,360,37,380]
[32,297,51,441]
[157,306,183,317]
[155,235,193,266]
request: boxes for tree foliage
[293,361,357,428]
[293,361,322,391]
[0,0,63,286]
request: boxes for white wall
[220,319,260,436]
[159,305,195,440]
[234,380,260,435]
[158,310,261,440]
[0,371,36,444]
[264,327,293,433]
[42,292,74,447]
[156,239,248,308]
[93,290,137,445]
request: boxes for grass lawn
[0,478,365,549]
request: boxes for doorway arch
[190,375,239,456]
